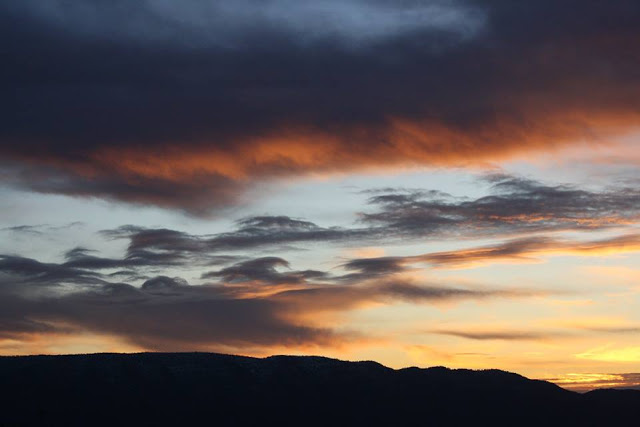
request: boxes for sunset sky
[2,0,640,391]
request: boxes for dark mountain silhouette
[0,352,637,426]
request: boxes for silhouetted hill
[0,352,638,426]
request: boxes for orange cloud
[5,111,640,215]
[408,234,640,269]
[543,373,640,392]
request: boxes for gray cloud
[96,175,640,258]
[362,174,640,237]
[102,216,368,256]
[0,225,44,235]
[336,257,408,282]
[202,257,327,284]
[0,255,105,287]
[0,241,544,350]
[273,279,544,314]
[1,222,85,235]
[577,326,640,335]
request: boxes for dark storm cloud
[2,1,640,212]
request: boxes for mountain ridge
[1,352,638,426]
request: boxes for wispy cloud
[430,329,565,342]
[92,175,640,264]
[362,174,640,237]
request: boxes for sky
[1,0,640,391]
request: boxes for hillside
[1,353,638,426]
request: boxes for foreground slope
[0,353,638,426]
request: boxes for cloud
[430,329,560,341]
[578,326,640,334]
[273,280,543,314]
[3,172,637,352]
[0,222,84,235]
[330,233,640,275]
[0,255,105,286]
[337,257,408,282]
[2,164,251,215]
[63,246,188,271]
[202,257,327,284]
[5,0,484,48]
[140,276,189,295]
[362,174,640,237]
[412,233,640,268]
[2,1,640,212]
[0,225,43,235]
[91,175,640,261]
[545,373,640,392]
[0,242,544,352]
[102,216,368,255]
[0,271,338,351]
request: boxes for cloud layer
[0,248,538,351]
[96,175,640,261]
[2,1,640,212]
[2,173,639,366]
